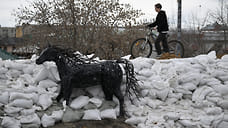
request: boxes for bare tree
[13,0,143,59]
[208,0,228,25]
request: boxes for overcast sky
[0,0,223,27]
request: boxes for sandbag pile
[126,51,228,128]
[0,55,119,128]
[0,51,228,128]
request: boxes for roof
[201,22,228,31]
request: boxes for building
[201,22,228,54]
[0,26,18,53]
[0,26,16,39]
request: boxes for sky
[0,0,222,27]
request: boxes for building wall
[16,26,23,38]
[0,27,16,39]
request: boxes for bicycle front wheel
[168,40,184,58]
[130,38,152,58]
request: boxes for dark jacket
[148,10,169,32]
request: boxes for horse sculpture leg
[62,76,72,105]
[114,86,125,117]
[56,83,63,102]
[102,84,114,101]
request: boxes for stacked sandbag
[1,51,228,128]
[0,56,119,128]
[126,51,228,128]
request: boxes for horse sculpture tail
[116,59,140,101]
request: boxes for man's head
[155,3,162,12]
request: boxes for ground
[50,118,135,128]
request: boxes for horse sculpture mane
[36,45,140,117]
[50,46,96,65]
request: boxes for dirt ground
[49,118,135,128]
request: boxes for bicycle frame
[141,29,156,49]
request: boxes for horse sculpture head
[36,46,59,65]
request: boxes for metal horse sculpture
[36,46,140,117]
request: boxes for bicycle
[130,28,184,58]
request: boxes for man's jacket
[147,10,169,32]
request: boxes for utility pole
[227,5,228,24]
[177,0,182,41]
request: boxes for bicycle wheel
[168,40,184,58]
[130,38,152,58]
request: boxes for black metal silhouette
[36,45,140,117]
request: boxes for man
[147,3,169,58]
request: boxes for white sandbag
[38,94,53,110]
[141,89,149,97]
[206,96,222,104]
[217,75,228,82]
[192,86,214,102]
[62,107,83,123]
[211,70,227,77]
[82,109,101,120]
[178,119,198,128]
[20,74,35,84]
[146,99,163,109]
[89,97,103,107]
[6,69,22,79]
[100,109,117,119]
[131,57,154,72]
[20,113,41,125]
[221,54,228,61]
[223,114,228,121]
[86,86,104,98]
[10,99,33,109]
[41,114,55,127]
[211,114,224,128]
[218,100,228,109]
[156,88,169,101]
[4,105,23,115]
[218,121,228,128]
[50,110,64,122]
[175,87,192,95]
[10,92,39,103]
[168,92,183,99]
[20,108,36,116]
[178,72,201,85]
[34,67,50,83]
[0,67,8,74]
[204,107,222,115]
[181,82,197,91]
[212,85,228,96]
[0,91,9,104]
[70,96,89,109]
[1,116,21,128]
[139,68,154,77]
[4,60,26,70]
[163,112,180,121]
[48,66,60,82]
[22,64,36,74]
[125,116,147,125]
[37,79,58,89]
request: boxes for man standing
[147,3,169,58]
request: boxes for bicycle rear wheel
[130,38,152,58]
[168,40,184,58]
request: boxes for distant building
[201,22,228,54]
[0,37,23,53]
[0,26,16,39]
[16,23,34,38]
